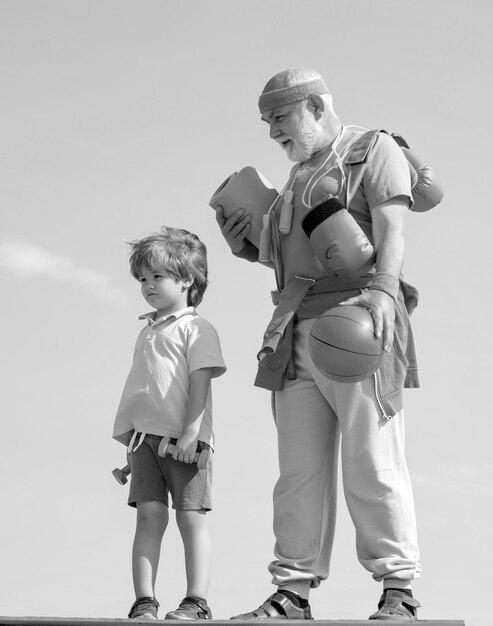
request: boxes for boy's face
[138,267,191,316]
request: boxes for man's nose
[269,123,281,140]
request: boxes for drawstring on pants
[128,431,146,453]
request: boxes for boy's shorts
[128,433,212,511]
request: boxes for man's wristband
[369,272,400,302]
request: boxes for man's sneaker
[369,589,421,622]
[128,596,160,619]
[230,592,313,620]
[165,596,212,620]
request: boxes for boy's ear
[182,277,194,289]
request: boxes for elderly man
[216,68,421,622]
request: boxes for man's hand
[173,431,199,464]
[340,289,395,352]
[215,206,251,253]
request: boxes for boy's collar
[139,306,196,325]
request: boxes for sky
[0,1,491,624]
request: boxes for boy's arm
[172,367,213,464]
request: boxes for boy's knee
[176,508,206,531]
[136,500,169,528]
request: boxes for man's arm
[173,368,213,463]
[340,196,408,352]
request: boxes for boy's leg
[176,509,212,600]
[156,439,213,619]
[128,434,171,613]
[132,500,169,599]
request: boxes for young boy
[113,227,226,620]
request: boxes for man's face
[261,100,322,162]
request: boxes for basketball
[308,305,383,383]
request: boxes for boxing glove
[402,147,444,213]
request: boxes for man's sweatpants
[268,317,421,594]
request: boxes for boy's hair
[128,227,208,307]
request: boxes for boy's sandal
[165,596,212,620]
[230,592,313,620]
[128,596,160,620]
[369,589,421,622]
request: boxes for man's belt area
[254,274,374,391]
[254,274,419,393]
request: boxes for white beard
[285,112,320,163]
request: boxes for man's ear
[307,94,325,120]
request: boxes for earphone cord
[301,124,346,209]
[266,168,299,217]
[302,124,370,209]
[268,123,368,216]
[263,124,367,288]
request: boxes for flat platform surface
[0,618,466,626]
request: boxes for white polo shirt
[113,306,226,448]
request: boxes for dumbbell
[112,463,130,485]
[158,437,212,470]
[112,437,212,485]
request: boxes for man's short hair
[128,227,208,307]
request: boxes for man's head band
[258,78,329,114]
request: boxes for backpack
[344,130,444,213]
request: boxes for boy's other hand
[215,206,251,253]
[173,432,199,464]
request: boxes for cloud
[0,240,124,302]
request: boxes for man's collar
[139,306,196,325]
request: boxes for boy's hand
[173,432,199,464]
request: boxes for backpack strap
[344,128,444,213]
[344,129,386,209]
